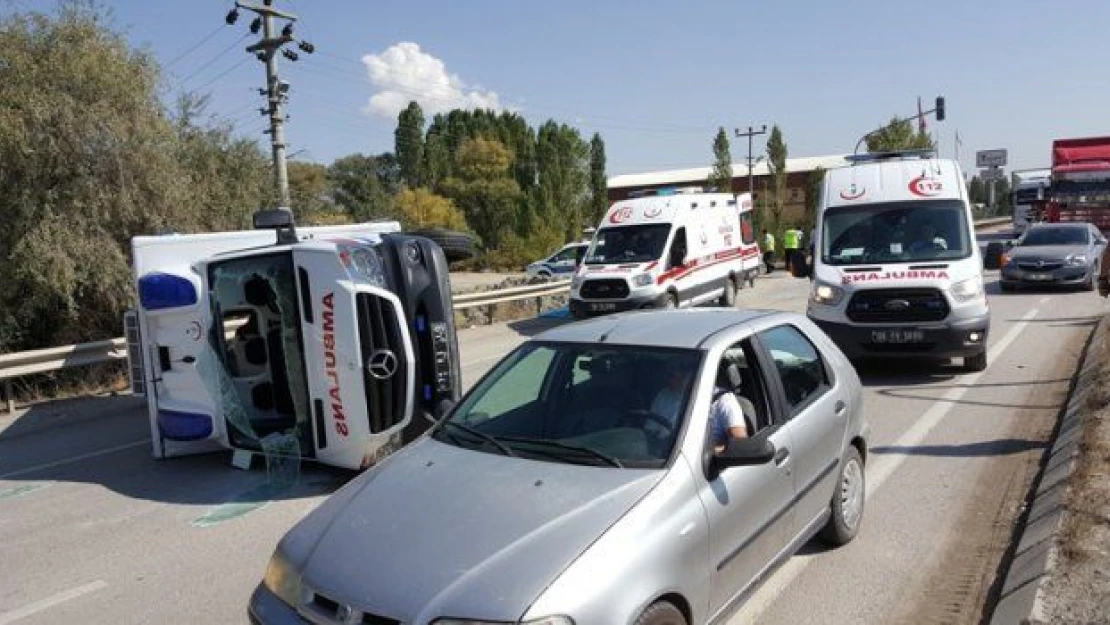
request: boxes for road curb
[988,316,1107,624]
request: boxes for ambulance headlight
[810,282,844,306]
[632,273,653,287]
[951,276,984,303]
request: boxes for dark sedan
[1000,223,1107,292]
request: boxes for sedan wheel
[818,446,865,546]
[634,600,687,625]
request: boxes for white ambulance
[804,150,990,371]
[569,190,760,318]
[124,209,464,471]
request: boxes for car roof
[1029,222,1088,230]
[534,309,780,349]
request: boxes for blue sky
[25,0,1110,176]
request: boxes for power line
[176,33,250,87]
[164,24,226,70]
[193,57,252,91]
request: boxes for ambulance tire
[412,228,478,263]
[719,275,738,308]
[964,350,988,372]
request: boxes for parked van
[569,191,760,318]
[125,209,465,471]
[804,150,990,371]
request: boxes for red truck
[1045,136,1110,233]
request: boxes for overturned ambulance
[124,209,464,470]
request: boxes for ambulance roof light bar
[845,148,937,164]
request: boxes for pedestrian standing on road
[783,227,800,273]
[762,228,776,273]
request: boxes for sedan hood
[297,437,662,623]
[1009,244,1085,261]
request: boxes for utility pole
[225,1,314,207]
[734,125,767,206]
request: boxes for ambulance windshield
[822,200,971,266]
[206,252,313,455]
[585,224,671,265]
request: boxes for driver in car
[907,222,948,254]
[650,362,750,452]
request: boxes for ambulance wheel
[964,350,988,372]
[411,228,478,263]
[719,276,738,308]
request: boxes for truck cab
[805,150,990,371]
[127,209,462,470]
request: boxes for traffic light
[935,96,946,121]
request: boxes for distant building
[607,154,850,224]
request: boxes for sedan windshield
[433,342,702,468]
[822,200,971,265]
[1020,227,1089,246]
[585,224,671,265]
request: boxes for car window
[759,325,829,415]
[717,341,772,436]
[740,211,756,245]
[440,343,702,468]
[467,346,556,421]
[551,247,576,262]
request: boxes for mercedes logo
[367,349,398,380]
[1036,260,1045,269]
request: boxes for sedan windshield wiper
[496,436,623,468]
[439,421,516,457]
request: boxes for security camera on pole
[224,0,315,208]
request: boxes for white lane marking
[0,580,107,625]
[729,308,1040,623]
[0,440,148,480]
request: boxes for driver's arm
[716,393,750,441]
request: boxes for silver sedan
[1000,222,1108,291]
[249,309,869,625]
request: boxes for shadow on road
[0,396,352,506]
[870,437,1046,458]
[875,378,1070,410]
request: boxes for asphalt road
[2,235,1105,625]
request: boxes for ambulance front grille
[356,294,408,434]
[846,288,949,323]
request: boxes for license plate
[590,302,617,312]
[1026,273,1053,281]
[871,329,925,344]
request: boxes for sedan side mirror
[708,437,776,479]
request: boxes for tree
[535,121,590,241]
[286,161,332,219]
[765,125,788,235]
[440,138,523,252]
[0,5,270,353]
[865,117,936,152]
[395,101,425,188]
[968,176,986,205]
[328,154,393,222]
[588,133,608,224]
[708,127,733,192]
[394,188,467,230]
[804,167,825,231]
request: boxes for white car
[525,242,589,278]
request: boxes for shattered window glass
[204,252,312,471]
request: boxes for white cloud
[360,42,502,119]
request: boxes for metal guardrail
[0,217,1013,413]
[0,280,572,413]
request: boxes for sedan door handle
[773,447,790,466]
[835,401,847,417]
